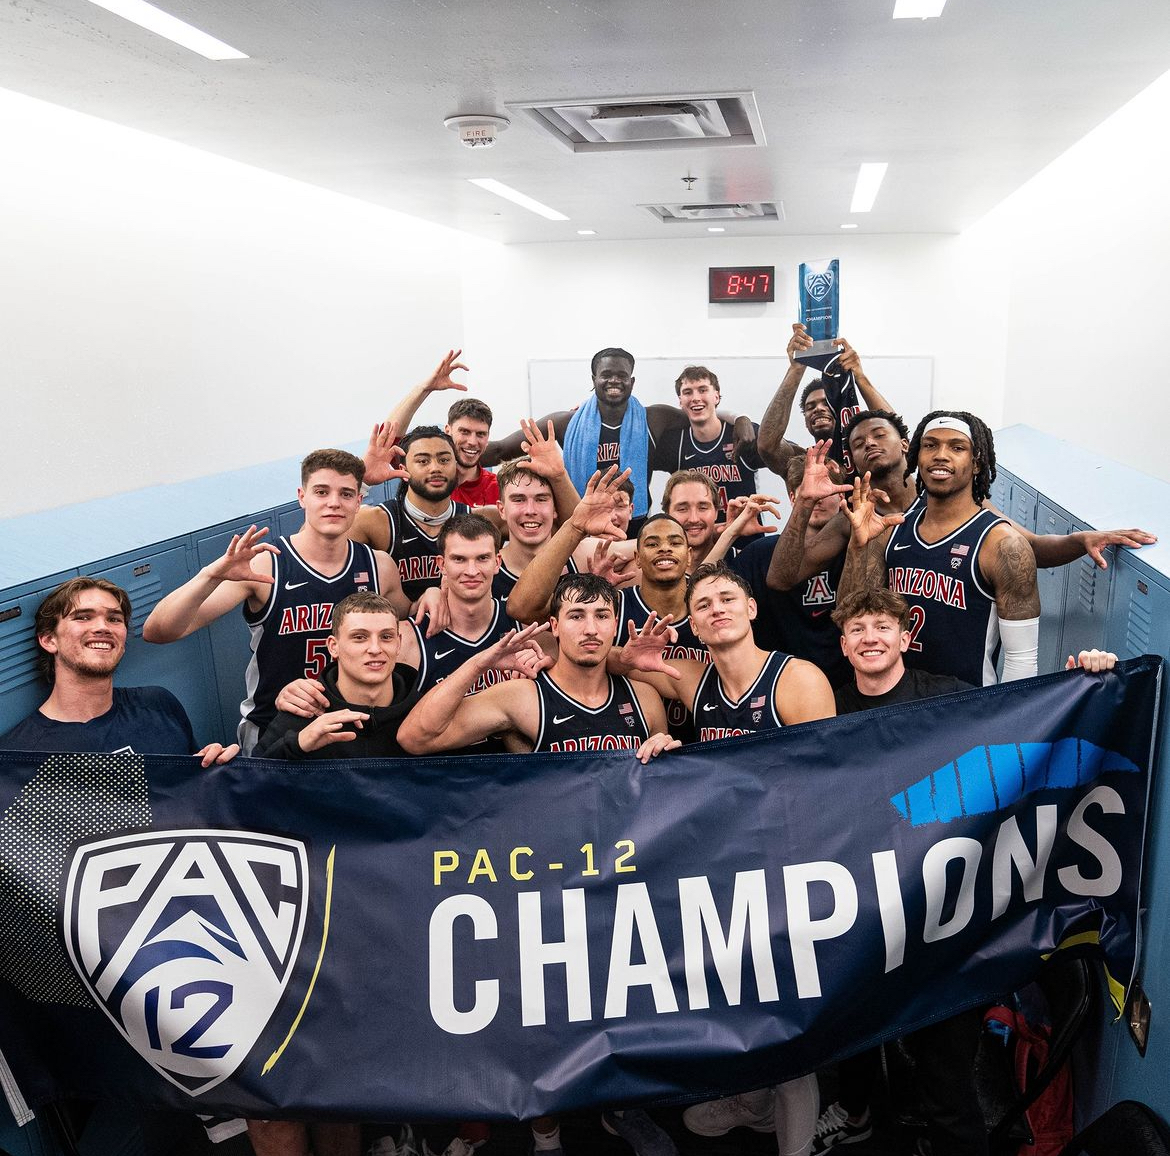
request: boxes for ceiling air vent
[643,201,785,224]
[509,92,765,153]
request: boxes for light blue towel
[563,394,650,517]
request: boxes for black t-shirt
[834,667,972,715]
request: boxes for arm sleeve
[999,616,1040,682]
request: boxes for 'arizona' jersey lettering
[533,672,650,753]
[885,506,1006,687]
[692,650,792,742]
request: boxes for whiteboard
[528,355,934,519]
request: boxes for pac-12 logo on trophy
[803,266,835,302]
[62,829,309,1095]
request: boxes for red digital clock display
[709,266,775,303]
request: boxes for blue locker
[1058,528,1114,658]
[1035,497,1071,674]
[1007,477,1037,531]
[194,512,278,739]
[989,467,1013,514]
[0,571,80,737]
[276,499,306,540]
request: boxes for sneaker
[811,1102,873,1153]
[372,1127,420,1156]
[425,1139,475,1156]
[600,1110,679,1156]
[682,1090,775,1136]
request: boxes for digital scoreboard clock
[708,266,775,303]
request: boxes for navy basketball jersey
[597,422,624,474]
[885,506,1006,686]
[533,672,651,753]
[378,498,470,603]
[772,549,851,687]
[692,650,792,742]
[616,586,709,742]
[241,536,380,742]
[492,554,578,602]
[416,599,522,695]
[660,421,762,512]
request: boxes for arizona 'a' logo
[63,829,309,1095]
[804,268,835,301]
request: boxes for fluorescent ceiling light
[840,223,859,229]
[850,162,888,213]
[893,0,947,17]
[468,178,568,221]
[84,0,247,59]
[707,226,725,233]
[577,229,597,235]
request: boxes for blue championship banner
[0,658,1160,1121]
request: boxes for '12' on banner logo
[804,268,835,301]
[62,830,309,1095]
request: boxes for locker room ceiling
[4,0,1170,245]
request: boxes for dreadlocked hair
[905,410,997,504]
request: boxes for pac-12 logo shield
[804,268,835,301]
[62,829,309,1096]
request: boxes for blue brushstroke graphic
[890,738,1140,827]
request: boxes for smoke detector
[444,114,510,149]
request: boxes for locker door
[1100,553,1162,661]
[0,572,78,737]
[1007,479,1037,532]
[989,468,1012,514]
[92,546,219,745]
[1058,537,1114,657]
[1034,499,1070,674]
[276,500,305,540]
[195,514,277,739]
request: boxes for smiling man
[1,577,236,763]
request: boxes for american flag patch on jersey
[949,545,970,558]
[619,702,633,714]
[722,443,735,454]
[355,571,370,583]
[750,695,766,709]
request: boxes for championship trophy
[795,258,841,371]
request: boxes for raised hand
[787,322,813,364]
[519,418,566,480]
[206,525,279,584]
[724,493,783,538]
[424,349,470,395]
[363,420,409,486]
[623,612,682,680]
[569,467,632,542]
[298,709,369,752]
[731,415,758,460]
[843,472,904,548]
[797,441,854,507]
[485,621,553,674]
[587,540,639,589]
[835,338,862,375]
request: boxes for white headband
[922,415,973,442]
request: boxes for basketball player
[654,366,765,513]
[142,449,422,752]
[757,325,894,477]
[838,412,1041,686]
[613,561,837,738]
[398,573,677,760]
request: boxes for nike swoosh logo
[702,703,719,711]
[552,714,575,725]
[285,581,308,590]
[810,609,829,618]
[683,453,698,461]
[892,543,912,551]
[435,648,456,659]
[401,536,420,545]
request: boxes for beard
[408,473,457,502]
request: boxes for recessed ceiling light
[577,229,597,236]
[893,0,947,17]
[707,226,725,233]
[83,0,247,59]
[850,162,888,213]
[468,178,568,221]
[840,223,859,229]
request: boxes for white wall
[0,87,491,519]
[964,69,1170,482]
[457,232,1008,441]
